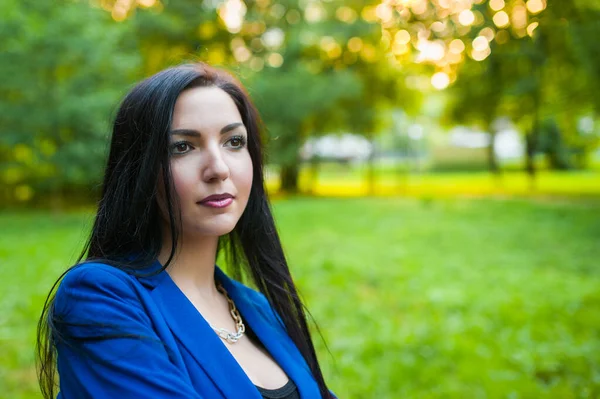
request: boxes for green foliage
[0,0,140,203]
[2,0,599,201]
[445,0,600,171]
[237,0,417,187]
[0,0,423,198]
[2,198,599,398]
[249,65,362,166]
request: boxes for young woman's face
[162,86,253,238]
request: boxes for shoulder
[54,262,143,318]
[57,262,137,297]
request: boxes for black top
[256,379,300,399]
[245,323,301,399]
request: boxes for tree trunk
[280,163,299,193]
[527,83,542,191]
[366,140,376,195]
[526,30,544,192]
[487,130,503,188]
[525,126,538,191]
[487,131,499,174]
[308,156,320,194]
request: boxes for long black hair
[36,63,332,398]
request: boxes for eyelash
[169,135,247,155]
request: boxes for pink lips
[199,194,234,209]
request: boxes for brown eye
[226,135,247,149]
[170,142,192,155]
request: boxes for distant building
[448,126,524,160]
[300,134,373,162]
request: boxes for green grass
[1,198,599,398]
[0,212,94,398]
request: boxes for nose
[201,145,230,182]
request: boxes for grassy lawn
[1,197,599,398]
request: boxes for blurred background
[1,0,599,398]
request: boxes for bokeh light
[526,0,546,14]
[431,71,450,89]
[472,36,489,51]
[489,0,505,11]
[449,38,465,54]
[527,21,539,36]
[458,9,475,26]
[493,11,510,28]
[395,30,412,45]
[267,53,284,68]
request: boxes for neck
[158,228,221,299]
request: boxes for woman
[37,63,335,399]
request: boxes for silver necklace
[210,282,246,344]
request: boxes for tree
[103,0,420,193]
[378,0,600,180]
[241,0,415,192]
[0,0,140,205]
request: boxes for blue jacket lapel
[139,263,322,399]
[216,268,322,399]
[149,272,262,399]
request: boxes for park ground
[1,171,599,398]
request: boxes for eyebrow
[169,122,244,137]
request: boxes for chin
[188,220,238,238]
[210,226,236,237]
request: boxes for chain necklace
[210,282,246,344]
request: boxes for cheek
[235,155,254,197]
[170,161,197,202]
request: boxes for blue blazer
[53,262,326,398]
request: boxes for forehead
[171,86,243,131]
